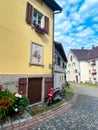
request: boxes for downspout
[79,60,81,83]
[52,10,62,88]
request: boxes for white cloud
[76,27,94,37]
[93,16,98,22]
[54,31,60,37]
[68,0,82,4]
[79,0,98,16]
[55,21,72,33]
[54,0,98,56]
[93,24,98,31]
[76,26,84,31]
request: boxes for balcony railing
[54,64,65,73]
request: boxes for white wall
[88,58,98,84]
[66,51,80,82]
[66,51,98,84]
[80,61,89,83]
[96,59,98,83]
[54,72,65,89]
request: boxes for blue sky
[54,0,98,56]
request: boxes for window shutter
[18,78,27,95]
[44,16,49,34]
[26,2,33,25]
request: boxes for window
[72,62,75,66]
[70,55,72,61]
[33,9,43,26]
[26,2,49,34]
[63,62,65,68]
[57,57,60,66]
[54,53,58,64]
[67,71,70,74]
[93,69,96,72]
[92,60,95,62]
[89,70,91,74]
[68,64,71,67]
[74,69,78,73]
[54,53,60,66]
[91,59,96,66]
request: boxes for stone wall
[0,74,52,93]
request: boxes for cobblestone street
[31,83,98,130]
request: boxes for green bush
[14,94,29,110]
[0,88,29,120]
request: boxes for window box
[33,23,45,34]
[92,72,97,75]
[91,63,96,66]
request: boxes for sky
[54,0,98,56]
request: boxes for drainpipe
[52,10,62,88]
[79,61,81,83]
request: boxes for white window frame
[32,9,43,27]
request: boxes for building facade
[0,0,62,104]
[53,41,67,89]
[66,46,98,84]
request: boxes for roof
[54,41,67,62]
[87,46,98,59]
[42,0,62,12]
[71,49,89,60]
[71,46,98,60]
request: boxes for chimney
[92,45,95,49]
[81,47,84,50]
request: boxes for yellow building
[0,0,62,104]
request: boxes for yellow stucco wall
[0,0,53,74]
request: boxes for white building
[53,41,67,89]
[66,46,98,84]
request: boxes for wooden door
[45,77,53,100]
[28,78,42,104]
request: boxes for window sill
[32,24,45,34]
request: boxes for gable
[54,41,67,62]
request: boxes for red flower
[0,97,3,103]
[3,106,8,109]
[7,97,12,102]
[0,106,3,108]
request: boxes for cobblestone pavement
[31,83,98,130]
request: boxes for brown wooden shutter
[44,16,49,34]
[18,78,27,95]
[26,2,33,25]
